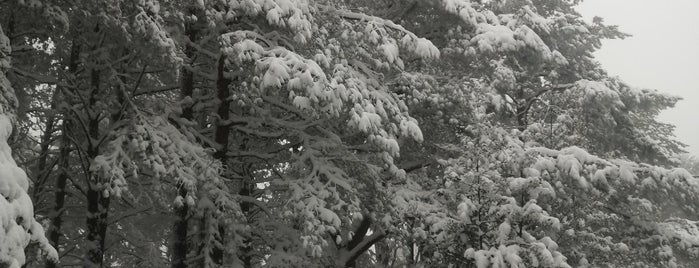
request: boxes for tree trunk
[238,180,253,268]
[84,67,110,267]
[211,55,232,265]
[46,122,70,268]
[171,186,189,268]
[171,15,197,268]
[337,217,387,267]
[85,188,110,267]
[516,103,529,132]
[46,40,79,268]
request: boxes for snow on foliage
[91,114,223,203]
[132,0,179,62]
[437,0,566,63]
[200,2,443,259]
[220,24,428,167]
[419,116,699,267]
[657,218,699,251]
[0,26,57,267]
[0,116,58,267]
[1,0,695,267]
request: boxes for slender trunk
[515,86,528,132]
[46,122,71,268]
[516,104,528,131]
[46,41,79,268]
[171,16,197,268]
[407,218,415,265]
[85,67,110,267]
[518,193,525,237]
[212,55,231,166]
[238,180,253,267]
[171,185,189,268]
[211,55,231,265]
[85,188,110,267]
[236,146,254,267]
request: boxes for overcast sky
[576,0,699,156]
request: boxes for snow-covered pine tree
[359,0,698,267]
[0,24,58,268]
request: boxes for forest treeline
[1,0,698,267]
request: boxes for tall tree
[0,23,57,268]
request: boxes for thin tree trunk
[171,16,197,268]
[46,41,79,268]
[338,217,387,267]
[238,179,253,268]
[85,67,110,267]
[171,185,189,268]
[211,55,231,265]
[236,141,254,267]
[516,103,529,131]
[46,122,71,268]
[85,188,110,267]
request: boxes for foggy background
[578,0,699,156]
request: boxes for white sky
[576,0,699,156]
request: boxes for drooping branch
[133,85,180,96]
[400,158,437,173]
[516,83,575,130]
[318,4,421,40]
[10,67,60,84]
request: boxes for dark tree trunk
[46,39,80,268]
[213,55,231,161]
[46,122,71,268]
[85,188,110,267]
[236,143,255,267]
[211,55,232,265]
[338,217,387,267]
[516,103,529,131]
[171,185,189,268]
[238,180,253,268]
[85,66,110,267]
[171,15,197,268]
